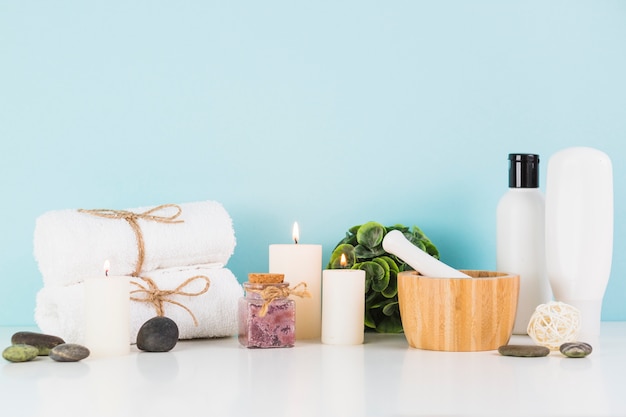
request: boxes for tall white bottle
[497,153,552,335]
[545,147,613,343]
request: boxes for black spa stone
[11,331,65,356]
[137,316,179,352]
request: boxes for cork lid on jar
[248,273,285,284]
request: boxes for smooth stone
[49,344,90,362]
[498,344,550,357]
[137,316,179,352]
[11,331,65,356]
[2,344,39,362]
[560,342,593,358]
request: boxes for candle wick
[294,239,299,244]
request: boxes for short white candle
[269,222,322,340]
[322,254,366,345]
[382,230,470,278]
[84,261,131,357]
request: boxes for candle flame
[340,253,348,268]
[292,222,299,244]
[103,260,110,277]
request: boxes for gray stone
[498,344,550,357]
[11,331,65,356]
[50,344,90,362]
[2,344,39,362]
[137,316,179,352]
[560,342,592,358]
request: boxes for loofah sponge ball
[527,301,581,350]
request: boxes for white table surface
[1,323,625,417]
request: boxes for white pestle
[382,230,471,278]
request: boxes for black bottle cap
[508,154,539,188]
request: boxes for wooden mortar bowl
[398,270,520,352]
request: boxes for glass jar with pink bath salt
[238,274,296,348]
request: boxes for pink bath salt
[238,282,296,348]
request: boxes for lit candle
[269,222,322,339]
[322,253,366,345]
[83,260,131,357]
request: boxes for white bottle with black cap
[497,153,552,334]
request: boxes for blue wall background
[1,1,624,325]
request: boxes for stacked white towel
[34,201,236,287]
[33,200,243,343]
[35,267,242,344]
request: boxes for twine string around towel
[77,204,184,277]
[130,275,211,326]
[247,282,311,317]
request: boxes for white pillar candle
[269,222,322,340]
[382,230,470,278]
[322,255,366,345]
[84,261,130,357]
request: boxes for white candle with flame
[322,253,366,345]
[83,260,131,357]
[269,222,322,339]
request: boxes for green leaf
[405,232,427,251]
[381,270,398,298]
[365,286,380,305]
[354,244,386,259]
[356,221,386,250]
[375,315,403,333]
[369,297,391,309]
[388,224,409,233]
[358,261,388,292]
[377,256,400,274]
[382,301,399,316]
[372,257,390,271]
[411,225,426,240]
[348,224,361,234]
[423,239,440,259]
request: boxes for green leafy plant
[327,221,440,333]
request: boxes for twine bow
[78,204,184,277]
[247,282,311,317]
[130,275,211,326]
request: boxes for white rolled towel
[34,266,243,344]
[34,200,236,287]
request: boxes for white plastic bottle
[545,147,613,343]
[497,153,552,334]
